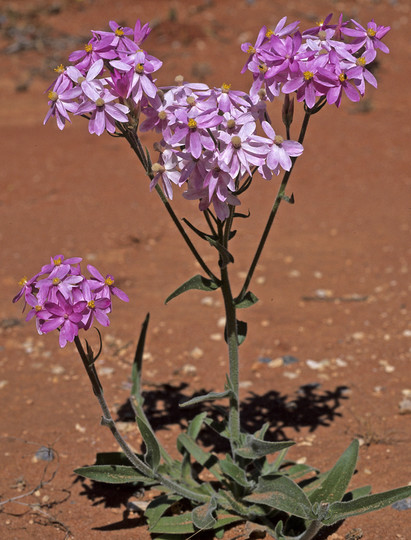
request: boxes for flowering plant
[15,12,411,539]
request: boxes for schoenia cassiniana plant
[14,12,411,539]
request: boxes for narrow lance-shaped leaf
[179,389,232,408]
[74,464,156,485]
[136,415,161,472]
[323,485,411,525]
[165,275,220,304]
[243,475,315,520]
[309,439,359,506]
[131,313,150,403]
[235,434,295,459]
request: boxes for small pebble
[181,364,197,375]
[210,333,222,341]
[398,398,411,415]
[268,357,283,368]
[402,329,411,337]
[392,497,411,511]
[190,347,204,360]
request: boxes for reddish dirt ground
[0,0,410,538]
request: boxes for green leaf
[207,237,234,266]
[309,439,359,506]
[220,456,251,488]
[179,389,232,408]
[177,432,223,481]
[235,435,295,459]
[146,494,182,530]
[187,412,208,440]
[149,512,196,534]
[323,485,411,525]
[243,475,315,520]
[131,313,150,403]
[192,495,217,530]
[74,464,155,485]
[136,415,161,472]
[165,274,220,304]
[235,291,259,309]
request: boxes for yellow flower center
[274,135,284,145]
[35,305,42,312]
[48,91,58,101]
[54,64,65,74]
[258,63,268,73]
[222,83,231,93]
[87,300,95,309]
[18,276,28,286]
[186,96,196,106]
[265,29,273,38]
[135,63,144,74]
[105,277,114,286]
[227,119,236,129]
[318,30,326,40]
[78,76,86,84]
[317,19,324,27]
[367,27,376,37]
[158,110,167,120]
[115,28,124,37]
[303,71,314,81]
[85,43,93,52]
[95,97,105,107]
[356,56,366,67]
[339,72,347,82]
[53,258,62,266]
[152,163,165,174]
[231,135,242,149]
[52,277,60,285]
[247,45,256,54]
[188,118,197,129]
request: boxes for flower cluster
[13,255,129,348]
[44,20,161,133]
[242,14,390,107]
[43,14,389,220]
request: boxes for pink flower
[41,292,87,348]
[43,76,82,130]
[76,88,129,136]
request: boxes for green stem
[217,215,240,454]
[235,109,312,303]
[74,336,208,504]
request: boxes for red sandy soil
[0,0,410,538]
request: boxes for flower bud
[282,94,294,130]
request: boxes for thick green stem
[217,213,240,453]
[74,336,208,504]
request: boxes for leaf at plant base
[235,291,259,309]
[309,439,359,507]
[323,485,411,525]
[179,389,232,408]
[149,512,196,534]
[176,432,223,481]
[235,434,295,459]
[220,456,251,488]
[165,274,220,304]
[146,494,183,530]
[74,464,156,485]
[136,415,161,472]
[243,475,315,520]
[192,495,217,529]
